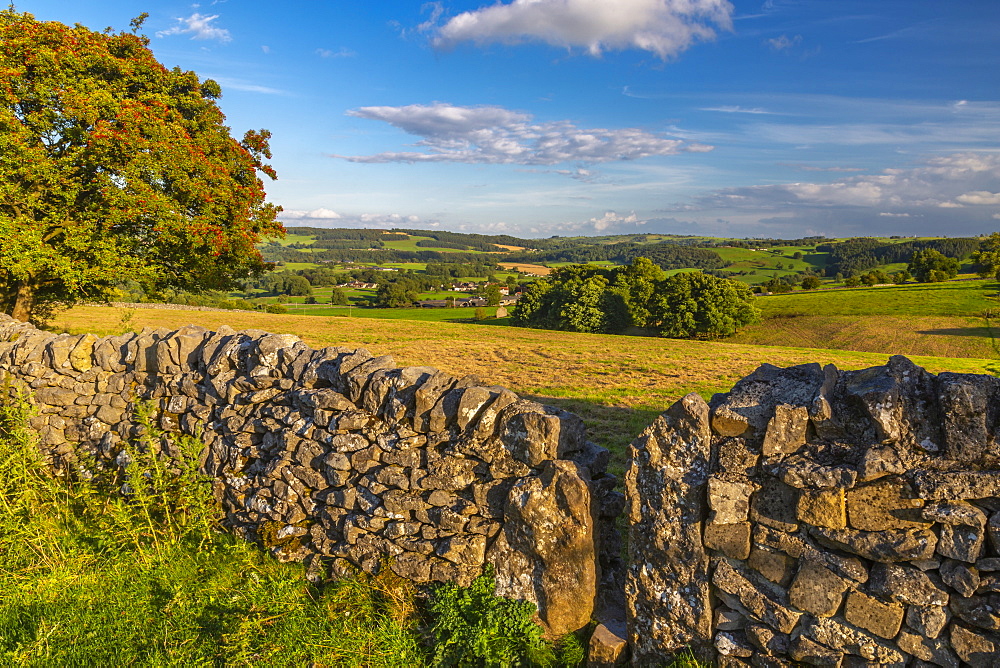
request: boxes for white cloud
[156,13,231,42]
[432,0,734,60]
[878,212,911,217]
[338,102,711,166]
[589,211,641,231]
[767,34,801,51]
[956,191,1000,205]
[280,208,342,220]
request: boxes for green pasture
[756,278,1000,318]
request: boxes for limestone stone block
[937,371,1000,465]
[950,624,1000,667]
[869,563,949,606]
[844,590,903,639]
[748,545,795,587]
[906,604,950,638]
[713,559,800,634]
[489,460,596,637]
[812,526,937,563]
[940,559,980,598]
[976,557,1000,571]
[762,404,809,457]
[499,402,584,467]
[911,470,1000,500]
[750,478,799,532]
[753,524,867,584]
[780,456,857,490]
[745,623,790,656]
[704,522,751,560]
[951,593,1000,631]
[857,444,906,482]
[896,628,959,668]
[797,488,846,529]
[846,478,927,531]
[715,631,753,658]
[586,622,627,667]
[708,476,755,524]
[711,405,750,437]
[715,438,759,477]
[625,393,713,660]
[801,616,904,664]
[714,606,745,631]
[988,511,1000,555]
[789,636,842,666]
[788,559,849,618]
[68,333,97,372]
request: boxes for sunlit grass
[55,305,996,475]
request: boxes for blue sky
[17,0,1000,239]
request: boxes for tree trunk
[10,280,36,322]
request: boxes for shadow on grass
[917,327,997,338]
[520,394,664,479]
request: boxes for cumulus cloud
[337,102,711,166]
[956,191,1000,205]
[156,13,231,42]
[431,0,734,60]
[280,208,343,220]
[589,211,641,231]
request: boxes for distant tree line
[259,247,496,265]
[284,228,408,242]
[816,238,978,277]
[505,242,725,271]
[512,258,759,339]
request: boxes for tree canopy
[0,10,283,321]
[907,249,960,283]
[972,233,1000,280]
[511,258,760,339]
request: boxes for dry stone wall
[627,355,1000,666]
[0,313,622,637]
[12,307,1000,664]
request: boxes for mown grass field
[729,279,1000,360]
[57,304,996,475]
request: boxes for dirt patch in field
[499,262,551,275]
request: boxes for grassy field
[756,279,1000,318]
[727,279,1000,360]
[56,305,996,475]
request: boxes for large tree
[971,232,1000,280]
[0,10,283,322]
[907,249,959,283]
[650,271,760,339]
